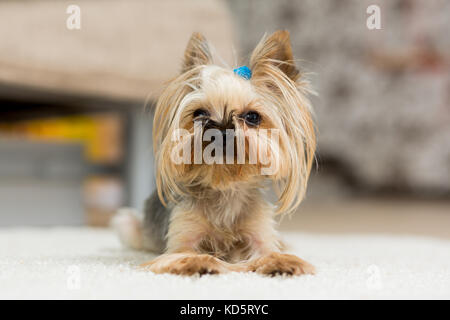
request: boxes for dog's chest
[197,231,252,262]
[196,214,255,262]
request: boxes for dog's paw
[140,253,228,276]
[247,252,316,276]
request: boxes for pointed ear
[182,32,213,73]
[250,30,299,81]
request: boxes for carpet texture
[0,228,449,299]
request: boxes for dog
[113,30,316,276]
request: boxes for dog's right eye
[193,109,209,118]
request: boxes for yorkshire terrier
[113,30,316,276]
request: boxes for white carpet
[0,227,449,299]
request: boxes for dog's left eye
[243,111,261,126]
[193,109,209,118]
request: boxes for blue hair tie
[233,66,252,80]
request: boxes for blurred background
[0,0,448,238]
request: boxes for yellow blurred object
[0,113,124,164]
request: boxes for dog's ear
[182,32,213,73]
[250,30,299,82]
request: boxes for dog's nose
[204,120,234,148]
[221,129,231,148]
[210,129,234,147]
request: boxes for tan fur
[166,187,281,263]
[141,253,244,275]
[143,30,317,276]
[246,252,316,276]
[182,32,213,73]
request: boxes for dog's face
[165,65,279,189]
[154,31,316,214]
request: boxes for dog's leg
[139,205,244,275]
[140,252,242,275]
[245,252,315,276]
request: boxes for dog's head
[154,31,316,214]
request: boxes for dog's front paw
[247,252,316,276]
[141,253,228,276]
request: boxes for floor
[1,199,449,299]
[280,198,450,239]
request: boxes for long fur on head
[153,30,316,215]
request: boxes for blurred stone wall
[227,0,450,196]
